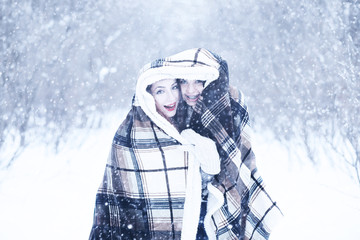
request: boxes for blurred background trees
[1,0,359,181]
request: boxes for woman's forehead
[151,78,177,88]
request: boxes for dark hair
[146,84,152,94]
[175,78,182,86]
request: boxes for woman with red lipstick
[146,78,180,126]
[89,51,221,240]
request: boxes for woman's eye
[156,90,164,95]
[172,85,179,90]
[195,80,205,85]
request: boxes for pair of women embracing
[89,48,282,240]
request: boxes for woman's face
[150,79,180,121]
[179,79,205,107]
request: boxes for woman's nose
[187,83,196,94]
[167,91,177,102]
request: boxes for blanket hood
[134,48,221,143]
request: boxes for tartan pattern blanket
[89,106,191,240]
[187,49,283,240]
[90,48,282,240]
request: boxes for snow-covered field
[254,129,360,240]
[0,112,359,240]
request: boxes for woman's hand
[181,129,220,175]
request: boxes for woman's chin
[185,100,197,107]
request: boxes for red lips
[164,102,176,111]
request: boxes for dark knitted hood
[189,49,248,143]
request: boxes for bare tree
[1,0,359,183]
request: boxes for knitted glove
[181,129,220,175]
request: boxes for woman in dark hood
[176,48,283,240]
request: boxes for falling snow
[1,1,360,239]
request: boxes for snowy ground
[0,112,359,240]
[254,129,360,240]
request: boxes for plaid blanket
[185,49,283,239]
[89,48,282,240]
